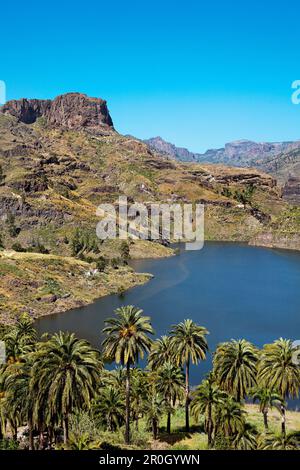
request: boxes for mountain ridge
[0,92,299,323]
[144,136,300,203]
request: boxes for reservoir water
[36,242,300,394]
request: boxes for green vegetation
[1,311,300,450]
[0,251,151,324]
[102,305,154,444]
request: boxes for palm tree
[93,386,125,431]
[260,432,299,450]
[14,314,37,345]
[231,423,257,450]
[144,393,165,440]
[4,314,37,363]
[130,368,148,431]
[104,367,126,390]
[2,360,35,449]
[68,432,101,450]
[148,336,172,370]
[251,386,284,431]
[213,339,258,402]
[191,374,227,447]
[169,319,208,432]
[258,338,300,435]
[215,396,246,438]
[32,332,102,445]
[102,305,154,444]
[155,362,184,434]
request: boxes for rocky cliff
[0,92,297,254]
[0,92,299,323]
[0,93,114,130]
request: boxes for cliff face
[0,98,51,124]
[0,93,114,130]
[0,91,297,255]
[283,176,300,204]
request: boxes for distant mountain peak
[143,136,200,162]
[143,135,300,200]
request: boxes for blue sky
[1,0,300,152]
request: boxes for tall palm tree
[102,305,154,444]
[155,362,184,434]
[251,386,284,431]
[169,319,208,432]
[191,374,227,447]
[213,339,258,402]
[93,386,125,431]
[32,332,102,444]
[148,336,172,370]
[258,338,300,435]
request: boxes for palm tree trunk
[207,403,213,447]
[63,414,69,445]
[167,411,171,434]
[280,406,286,437]
[153,419,158,440]
[13,423,17,441]
[38,429,44,450]
[185,357,190,432]
[48,425,53,449]
[28,418,34,450]
[263,411,269,431]
[125,362,131,445]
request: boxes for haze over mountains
[144,136,300,203]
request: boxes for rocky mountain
[0,93,299,322]
[196,140,300,166]
[143,136,201,162]
[1,93,113,129]
[144,137,300,203]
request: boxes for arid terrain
[0,93,299,323]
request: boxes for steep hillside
[145,137,300,202]
[0,93,299,322]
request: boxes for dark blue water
[35,242,300,395]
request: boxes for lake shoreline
[31,238,300,326]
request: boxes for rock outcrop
[0,98,51,124]
[282,176,300,204]
[144,136,200,162]
[249,232,300,251]
[0,93,114,130]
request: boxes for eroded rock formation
[0,93,113,130]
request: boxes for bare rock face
[46,93,113,129]
[0,93,114,130]
[282,176,300,204]
[0,98,51,124]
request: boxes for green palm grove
[0,311,300,450]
